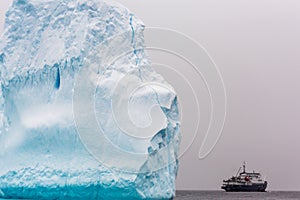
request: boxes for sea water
[175,191,300,200]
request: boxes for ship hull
[221,182,267,192]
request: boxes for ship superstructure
[221,162,267,192]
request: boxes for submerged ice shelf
[0,0,180,199]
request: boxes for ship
[221,162,267,192]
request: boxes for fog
[1,0,300,191]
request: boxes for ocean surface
[175,191,300,200]
[0,191,299,199]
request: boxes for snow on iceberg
[0,0,181,199]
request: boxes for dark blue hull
[221,182,267,192]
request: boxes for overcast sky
[1,0,300,191]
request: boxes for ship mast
[235,167,241,177]
[243,161,246,173]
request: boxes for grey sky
[1,0,300,191]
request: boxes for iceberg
[0,0,180,199]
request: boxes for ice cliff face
[0,0,180,199]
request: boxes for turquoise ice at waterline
[0,0,181,199]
